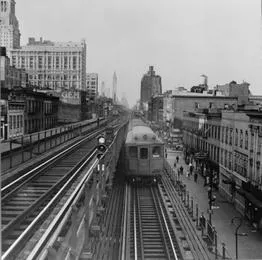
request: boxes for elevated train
[124,119,165,184]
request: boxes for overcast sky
[16,0,262,106]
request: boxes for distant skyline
[16,0,262,106]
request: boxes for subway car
[125,123,164,184]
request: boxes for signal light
[97,144,107,153]
[97,135,105,145]
[97,135,107,159]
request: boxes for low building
[214,81,250,106]
[1,87,59,138]
[183,108,262,229]
[0,47,28,89]
[164,93,238,129]
[86,73,98,100]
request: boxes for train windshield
[129,146,138,158]
[152,146,161,158]
[140,148,148,159]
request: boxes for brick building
[183,108,262,229]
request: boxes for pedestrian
[174,161,176,168]
[186,170,190,179]
[177,170,181,180]
[194,172,198,183]
[176,155,179,163]
[189,163,193,176]
[180,166,184,175]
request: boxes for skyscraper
[0,0,20,49]
[140,66,162,104]
[112,71,117,103]
[100,81,105,97]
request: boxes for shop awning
[243,191,262,209]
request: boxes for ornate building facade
[0,0,20,49]
[8,37,87,91]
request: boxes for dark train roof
[126,126,163,144]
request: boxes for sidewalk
[166,149,262,260]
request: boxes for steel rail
[135,187,144,260]
[2,149,98,260]
[133,189,138,260]
[27,158,100,260]
[154,187,179,260]
[1,128,103,195]
[120,184,129,260]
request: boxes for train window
[129,146,138,158]
[140,148,148,159]
[152,146,161,158]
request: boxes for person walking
[186,170,190,179]
[174,161,176,168]
[179,166,184,175]
[194,172,198,183]
[189,163,193,176]
[176,155,179,163]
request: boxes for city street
[166,149,262,260]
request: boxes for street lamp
[231,216,248,260]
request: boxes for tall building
[0,0,20,49]
[100,81,105,97]
[8,37,87,91]
[86,73,98,100]
[140,66,162,105]
[112,71,117,103]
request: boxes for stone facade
[8,38,86,91]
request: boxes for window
[229,128,233,145]
[195,102,199,109]
[152,146,161,158]
[9,115,12,130]
[245,130,248,150]
[129,147,137,158]
[225,127,228,144]
[140,148,148,159]
[240,130,243,148]
[235,129,238,146]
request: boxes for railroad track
[1,126,115,259]
[130,186,183,260]
[160,174,212,260]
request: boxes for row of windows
[129,146,161,159]
[9,115,23,130]
[1,1,7,12]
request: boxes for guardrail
[26,121,128,259]
[164,160,233,260]
[1,117,107,171]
